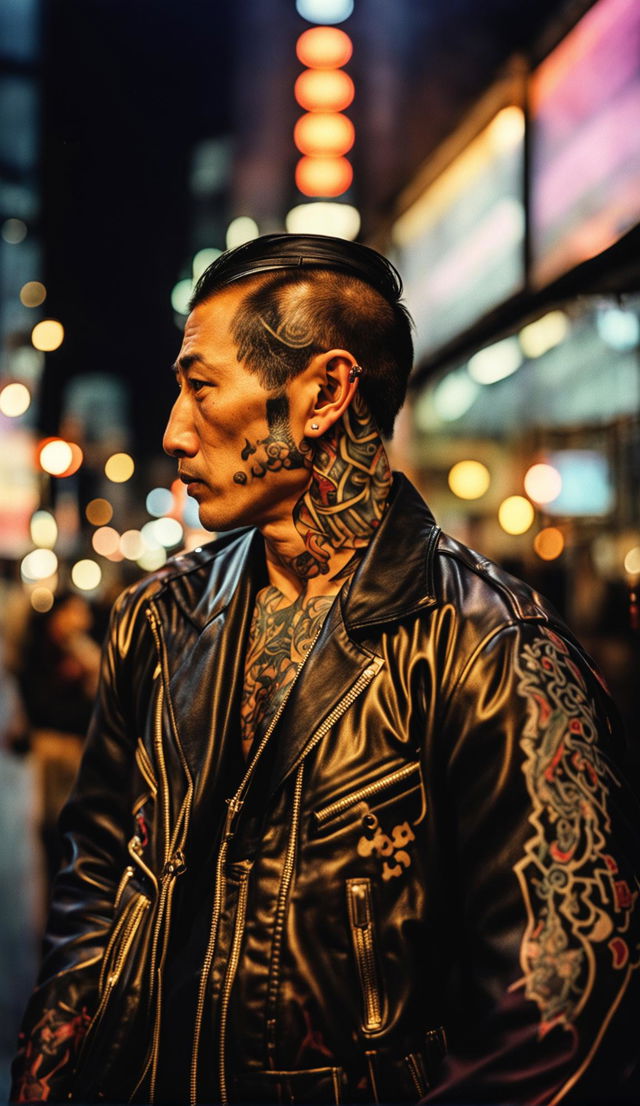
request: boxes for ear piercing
[349,364,364,382]
[310,422,320,430]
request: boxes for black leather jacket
[12,475,640,1104]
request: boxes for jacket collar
[164,472,439,633]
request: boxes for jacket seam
[436,547,551,623]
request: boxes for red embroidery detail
[609,937,629,969]
[614,880,633,911]
[603,854,619,872]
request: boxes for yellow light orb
[39,438,73,476]
[92,526,120,557]
[105,452,135,483]
[0,381,31,417]
[21,548,58,581]
[85,497,113,526]
[294,68,355,112]
[120,529,145,560]
[448,460,491,501]
[30,510,58,549]
[498,495,535,535]
[32,319,64,352]
[295,155,353,197]
[624,546,640,575]
[71,559,102,591]
[30,586,55,612]
[294,112,355,156]
[524,462,562,505]
[533,527,565,561]
[20,280,47,307]
[296,26,353,69]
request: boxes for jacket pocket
[314,761,423,832]
[75,885,151,1080]
[346,878,385,1034]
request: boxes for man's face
[163,286,313,532]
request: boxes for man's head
[189,233,413,439]
[163,234,413,532]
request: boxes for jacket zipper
[76,892,150,1073]
[265,763,305,1066]
[346,878,383,1033]
[113,864,135,913]
[139,605,193,1103]
[314,760,420,827]
[190,621,330,1106]
[217,866,252,1104]
[404,1050,428,1097]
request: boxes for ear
[303,349,362,439]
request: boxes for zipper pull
[162,849,187,879]
[223,796,244,841]
[350,881,371,928]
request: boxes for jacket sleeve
[425,620,640,1105]
[10,590,139,1104]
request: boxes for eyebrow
[170,353,216,375]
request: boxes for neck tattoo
[290,389,392,580]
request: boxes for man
[12,234,640,1104]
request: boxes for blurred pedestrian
[17,593,100,898]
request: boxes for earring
[349,364,364,382]
[310,422,320,430]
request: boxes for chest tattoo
[241,586,334,761]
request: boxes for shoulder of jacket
[110,528,253,620]
[433,529,559,629]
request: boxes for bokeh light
[624,546,640,575]
[296,155,353,197]
[120,530,145,560]
[468,337,522,385]
[294,69,354,112]
[146,487,175,517]
[294,112,354,156]
[285,201,360,239]
[85,498,113,526]
[21,548,58,581]
[433,370,479,422]
[192,247,222,281]
[92,526,120,557]
[38,439,73,476]
[524,463,562,505]
[144,517,183,548]
[519,311,569,359]
[105,452,135,483]
[597,307,639,352]
[498,495,535,535]
[32,319,64,352]
[295,0,354,23]
[171,279,193,315]
[534,527,565,561]
[71,559,102,591]
[2,218,27,244]
[30,587,55,612]
[226,216,259,250]
[0,382,31,417]
[448,460,491,500]
[137,547,168,572]
[296,26,353,68]
[30,510,58,549]
[20,280,47,307]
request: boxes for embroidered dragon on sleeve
[513,627,640,1040]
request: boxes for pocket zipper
[346,878,384,1033]
[315,762,421,828]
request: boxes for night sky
[39,0,233,454]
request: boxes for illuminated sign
[530,0,640,287]
[392,107,525,362]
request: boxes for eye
[188,378,210,395]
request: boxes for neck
[261,392,392,599]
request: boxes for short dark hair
[189,234,414,437]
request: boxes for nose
[162,394,199,458]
